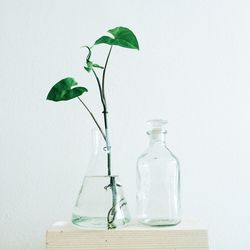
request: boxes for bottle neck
[148,130,167,146]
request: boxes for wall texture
[1,0,250,249]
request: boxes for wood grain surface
[46,220,209,250]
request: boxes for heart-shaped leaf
[47,77,88,102]
[94,26,139,50]
[108,27,139,49]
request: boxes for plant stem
[101,46,118,230]
[91,45,117,229]
[102,46,113,102]
[101,46,113,176]
[107,176,117,229]
[91,69,111,175]
[92,69,106,109]
[77,97,106,141]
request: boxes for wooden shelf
[46,220,209,250]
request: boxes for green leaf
[95,36,115,46]
[87,61,93,67]
[93,64,104,69]
[84,61,93,72]
[82,46,104,72]
[84,66,91,72]
[84,60,104,72]
[94,27,139,50]
[47,77,88,102]
[108,27,139,50]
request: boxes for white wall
[1,0,250,249]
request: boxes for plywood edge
[47,219,208,232]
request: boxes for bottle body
[136,120,181,226]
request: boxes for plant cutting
[47,26,139,229]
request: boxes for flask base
[139,218,181,227]
[72,215,130,228]
[72,175,131,229]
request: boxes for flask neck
[148,130,167,146]
[85,129,111,176]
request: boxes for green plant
[47,26,139,229]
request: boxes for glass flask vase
[72,129,130,229]
[136,119,181,226]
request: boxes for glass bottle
[72,129,130,229]
[136,119,181,226]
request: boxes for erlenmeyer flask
[72,129,131,229]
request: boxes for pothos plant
[47,26,139,229]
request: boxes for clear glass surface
[72,129,130,229]
[72,175,130,228]
[136,119,181,226]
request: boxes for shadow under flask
[136,119,181,226]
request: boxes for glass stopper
[146,119,168,134]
